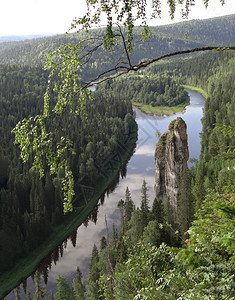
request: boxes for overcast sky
[0,0,234,36]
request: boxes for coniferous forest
[33,50,234,300]
[0,13,234,299]
[0,64,137,274]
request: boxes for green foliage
[0,3,234,297]
[100,186,235,299]
[140,179,150,231]
[11,39,90,212]
[55,276,75,300]
[72,0,222,54]
[142,220,161,246]
[44,41,87,116]
[0,63,137,278]
[97,74,189,107]
[113,242,174,299]
[12,116,76,212]
[30,178,234,299]
[27,271,47,300]
[188,185,235,262]
[178,167,194,242]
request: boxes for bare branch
[116,24,133,68]
[85,69,130,88]
[80,46,235,89]
[132,46,235,70]
[80,42,103,62]
[82,65,129,89]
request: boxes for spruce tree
[178,167,194,242]
[152,197,163,221]
[55,277,74,300]
[140,180,150,233]
[117,199,125,235]
[87,244,101,299]
[72,267,85,300]
[123,187,134,231]
[151,197,166,242]
[89,244,100,283]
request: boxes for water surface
[6,89,205,298]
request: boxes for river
[6,89,205,299]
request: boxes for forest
[96,75,189,107]
[23,48,235,300]
[0,14,234,78]
[0,63,137,276]
[0,13,234,299]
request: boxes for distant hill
[150,14,235,45]
[0,34,57,43]
[0,14,234,81]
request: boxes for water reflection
[43,89,204,290]
[6,89,204,299]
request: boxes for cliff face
[155,117,189,219]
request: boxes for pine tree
[100,236,107,250]
[117,237,127,262]
[142,220,161,246]
[140,180,150,233]
[117,199,125,235]
[123,187,134,231]
[55,277,75,300]
[151,198,164,224]
[89,244,100,284]
[178,167,194,242]
[151,197,166,242]
[163,197,179,246]
[193,161,206,211]
[72,267,85,300]
[126,208,142,245]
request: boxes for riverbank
[0,133,137,299]
[132,84,208,115]
[183,85,208,99]
[132,101,188,115]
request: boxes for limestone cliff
[155,117,189,219]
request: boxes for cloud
[1,0,234,36]
[0,0,87,36]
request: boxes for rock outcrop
[155,117,189,220]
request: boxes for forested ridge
[0,13,234,299]
[145,50,235,208]
[28,40,235,299]
[0,14,234,76]
[0,63,137,279]
[96,75,189,107]
[150,14,235,45]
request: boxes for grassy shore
[132,84,208,115]
[132,101,188,115]
[0,134,137,299]
[183,85,208,99]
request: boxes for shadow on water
[35,161,125,285]
[6,147,133,299]
[6,89,204,298]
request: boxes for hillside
[0,13,234,298]
[19,48,235,300]
[0,34,55,42]
[0,14,234,80]
[151,14,235,45]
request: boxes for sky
[0,0,234,36]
